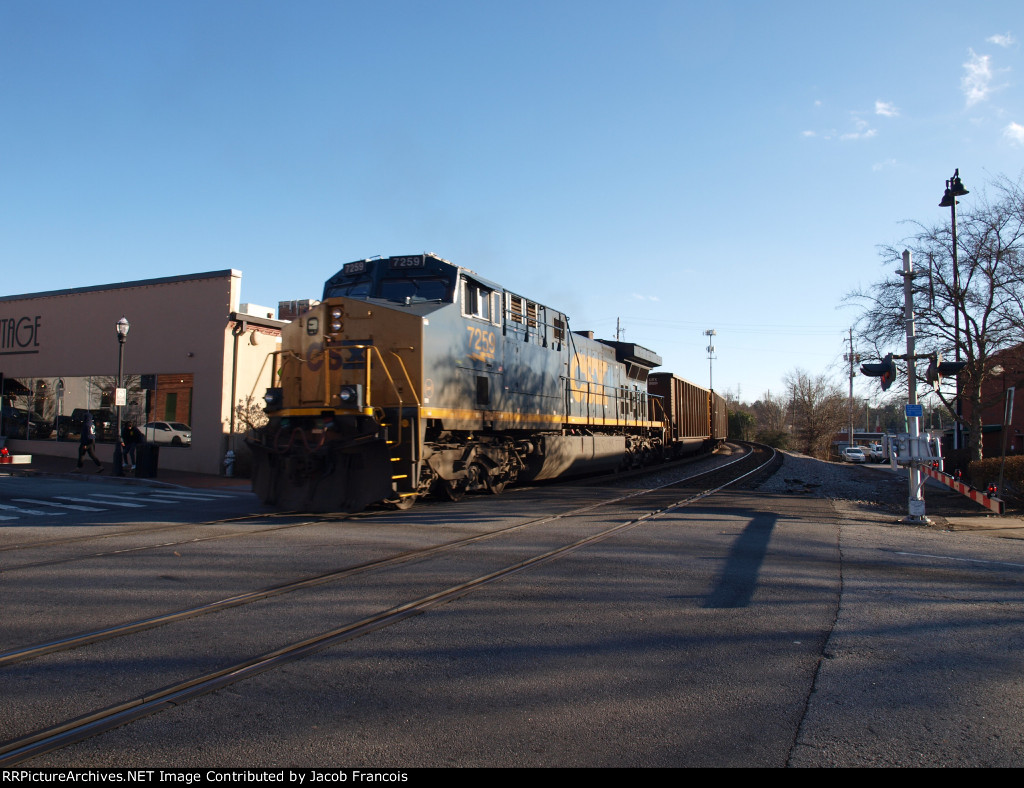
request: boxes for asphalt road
[0,473,260,527]
[3,469,1023,768]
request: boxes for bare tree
[785,369,847,459]
[849,174,1024,461]
[752,390,788,434]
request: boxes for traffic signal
[925,353,967,391]
[861,354,898,391]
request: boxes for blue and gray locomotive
[249,253,726,512]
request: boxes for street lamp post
[939,169,969,451]
[115,316,130,475]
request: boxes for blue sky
[2,1,1022,403]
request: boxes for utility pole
[704,329,716,391]
[844,328,859,448]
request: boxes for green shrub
[755,430,790,450]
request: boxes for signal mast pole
[901,250,928,523]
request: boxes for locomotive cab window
[462,278,492,321]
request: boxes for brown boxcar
[710,389,728,442]
[648,372,726,456]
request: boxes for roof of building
[0,270,241,303]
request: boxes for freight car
[249,253,726,512]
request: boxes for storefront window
[0,373,194,448]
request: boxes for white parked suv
[143,421,192,446]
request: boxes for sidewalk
[920,473,1024,536]
[0,451,253,492]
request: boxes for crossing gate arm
[920,465,1005,515]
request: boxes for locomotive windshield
[378,275,452,303]
[323,255,457,305]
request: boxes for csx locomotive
[249,253,726,512]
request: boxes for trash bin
[135,443,160,478]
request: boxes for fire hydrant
[223,450,235,477]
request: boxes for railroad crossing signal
[861,353,897,391]
[924,353,967,391]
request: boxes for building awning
[0,377,31,396]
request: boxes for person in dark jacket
[77,412,103,472]
[121,420,143,470]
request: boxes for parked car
[841,446,867,463]
[869,443,885,463]
[0,406,53,439]
[56,408,116,441]
[143,421,192,446]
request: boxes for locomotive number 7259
[466,326,496,363]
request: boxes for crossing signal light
[861,354,898,391]
[925,354,967,391]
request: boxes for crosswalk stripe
[88,493,188,504]
[0,502,66,516]
[55,496,146,509]
[12,498,105,512]
[112,490,237,500]
[142,491,237,499]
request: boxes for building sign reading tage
[0,315,42,355]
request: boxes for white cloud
[1005,122,1024,145]
[631,293,660,301]
[875,101,899,117]
[988,32,1016,47]
[872,159,899,172]
[801,130,816,138]
[840,117,877,141]
[962,49,994,105]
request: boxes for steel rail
[0,445,761,667]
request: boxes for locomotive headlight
[331,320,343,332]
[331,307,343,319]
[263,387,283,412]
[338,384,363,408]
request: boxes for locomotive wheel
[486,476,506,495]
[386,495,416,510]
[441,478,468,502]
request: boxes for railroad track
[1,442,776,766]
[0,443,753,569]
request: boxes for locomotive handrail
[273,342,413,455]
[388,349,421,463]
[349,344,407,453]
[387,349,421,407]
[568,376,652,431]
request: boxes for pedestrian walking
[77,411,103,472]
[121,420,143,470]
